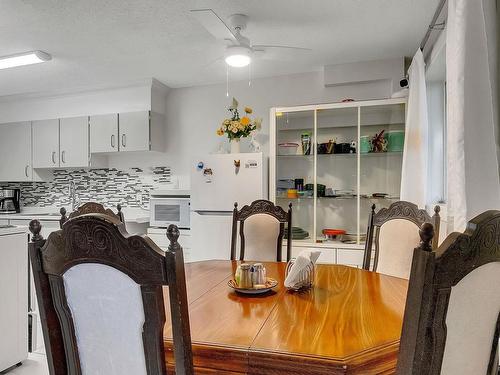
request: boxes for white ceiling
[0,0,438,97]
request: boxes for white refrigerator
[190,153,266,261]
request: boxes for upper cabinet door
[0,122,32,181]
[60,117,89,168]
[33,119,60,168]
[119,111,150,152]
[90,114,118,153]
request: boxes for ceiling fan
[190,9,311,67]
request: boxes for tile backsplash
[0,167,170,209]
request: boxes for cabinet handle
[61,150,66,163]
[122,134,126,147]
[111,134,115,148]
[52,151,56,164]
[25,165,29,178]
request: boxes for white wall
[108,70,397,188]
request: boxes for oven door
[150,198,190,228]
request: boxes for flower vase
[230,139,241,154]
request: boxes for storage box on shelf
[271,98,406,266]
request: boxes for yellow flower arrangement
[217,98,261,140]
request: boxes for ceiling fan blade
[252,45,312,51]
[190,9,237,42]
[252,45,311,61]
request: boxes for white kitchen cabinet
[337,248,365,268]
[289,245,335,264]
[32,117,98,169]
[8,219,60,240]
[90,114,119,153]
[0,122,33,181]
[32,119,59,168]
[119,111,150,152]
[59,117,89,168]
[90,111,164,154]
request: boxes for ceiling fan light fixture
[224,46,251,67]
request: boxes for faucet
[69,180,80,211]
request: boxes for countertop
[0,207,150,224]
[0,225,28,236]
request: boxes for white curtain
[447,0,500,231]
[400,49,429,208]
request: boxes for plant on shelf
[217,97,262,153]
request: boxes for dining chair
[362,201,440,279]
[230,199,292,262]
[29,202,193,375]
[397,210,500,375]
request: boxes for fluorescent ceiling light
[224,46,251,68]
[0,51,51,70]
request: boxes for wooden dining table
[163,260,408,374]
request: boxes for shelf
[277,151,403,158]
[276,196,400,201]
[283,238,365,250]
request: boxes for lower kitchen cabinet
[284,241,368,268]
[8,219,60,240]
[147,227,192,262]
[0,231,28,371]
[337,248,366,268]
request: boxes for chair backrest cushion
[63,263,147,375]
[377,219,420,279]
[441,261,500,375]
[242,214,280,261]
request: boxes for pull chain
[226,65,230,97]
[248,63,252,87]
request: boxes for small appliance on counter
[148,187,192,262]
[149,189,190,229]
[0,189,21,213]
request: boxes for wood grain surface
[163,260,408,374]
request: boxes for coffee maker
[0,189,21,213]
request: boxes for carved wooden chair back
[230,199,292,262]
[397,210,500,375]
[59,203,126,229]
[29,202,193,375]
[362,201,440,279]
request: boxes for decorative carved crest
[41,215,167,284]
[68,202,121,222]
[373,201,431,227]
[236,199,291,222]
[435,210,500,286]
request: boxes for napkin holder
[285,258,315,291]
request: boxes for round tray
[228,278,278,294]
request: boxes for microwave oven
[149,197,190,228]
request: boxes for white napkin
[284,250,321,289]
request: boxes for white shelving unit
[270,98,407,266]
